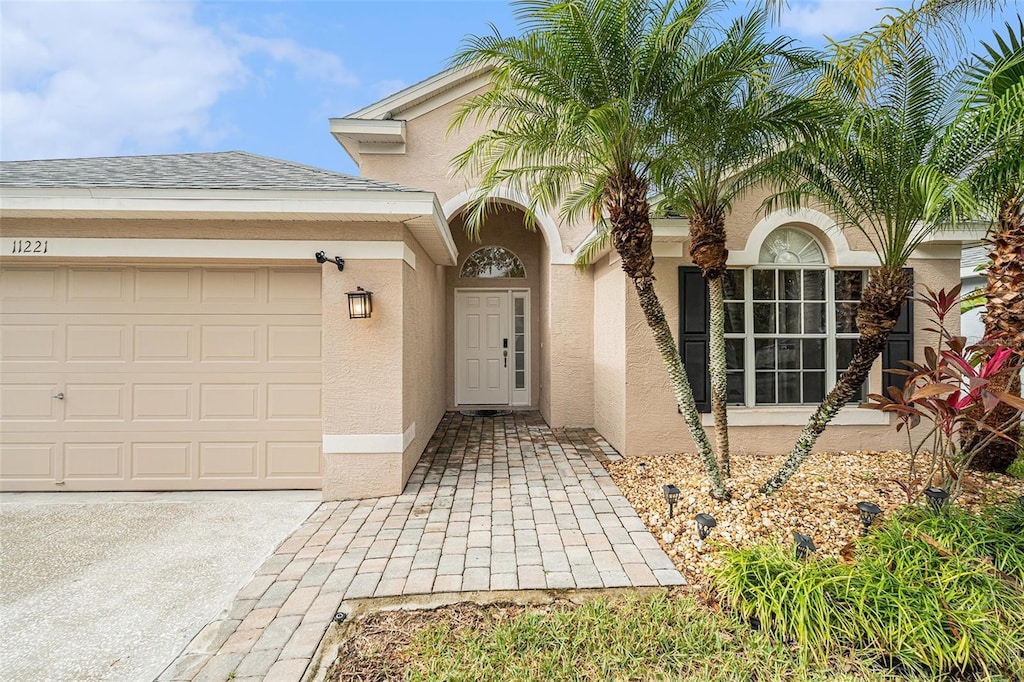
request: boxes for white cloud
[780,0,910,40]
[0,1,359,161]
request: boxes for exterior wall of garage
[1,217,450,499]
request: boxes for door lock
[52,392,64,400]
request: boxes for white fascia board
[346,63,492,120]
[920,225,989,244]
[0,187,439,219]
[328,118,406,142]
[428,195,459,265]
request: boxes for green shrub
[1008,449,1024,479]
[713,502,1024,679]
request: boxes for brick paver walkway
[159,412,684,681]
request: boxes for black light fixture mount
[347,287,373,319]
[315,251,345,271]
[793,532,817,560]
[662,484,681,518]
[856,501,882,536]
[923,486,949,513]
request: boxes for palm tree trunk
[707,274,731,477]
[759,266,912,496]
[606,171,728,500]
[690,207,731,477]
[969,194,1023,472]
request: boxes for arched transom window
[460,247,526,279]
[719,226,865,406]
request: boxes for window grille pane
[778,339,800,369]
[515,336,524,352]
[803,372,826,402]
[754,270,775,300]
[515,370,526,389]
[836,302,859,333]
[755,339,776,369]
[724,303,745,333]
[754,302,775,333]
[780,303,801,333]
[804,270,826,300]
[756,372,775,403]
[515,298,525,315]
[727,373,745,404]
[515,316,525,334]
[725,339,745,369]
[781,270,801,300]
[779,372,801,403]
[836,338,857,368]
[804,303,826,333]
[835,271,864,300]
[460,247,526,278]
[723,270,744,300]
[802,339,825,369]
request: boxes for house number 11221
[10,240,48,254]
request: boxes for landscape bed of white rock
[607,449,1024,587]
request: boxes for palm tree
[958,19,1024,471]
[655,11,828,477]
[448,0,735,498]
[758,33,988,496]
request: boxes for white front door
[456,291,510,405]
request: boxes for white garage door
[0,265,323,491]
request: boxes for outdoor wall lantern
[923,486,949,513]
[793,532,817,560]
[856,501,882,536]
[315,250,345,271]
[347,287,373,319]
[663,484,681,518]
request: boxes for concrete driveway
[0,490,320,682]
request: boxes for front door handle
[503,350,508,367]
[52,392,64,400]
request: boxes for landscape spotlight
[856,501,882,536]
[662,484,681,518]
[638,462,647,477]
[923,486,949,513]
[793,532,817,560]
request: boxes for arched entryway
[445,203,547,408]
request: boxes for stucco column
[321,259,406,500]
[543,263,595,427]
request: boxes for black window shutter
[678,266,711,413]
[881,267,914,394]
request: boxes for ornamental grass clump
[713,502,1024,679]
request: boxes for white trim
[442,187,571,264]
[0,238,417,268]
[733,208,879,267]
[323,423,417,454]
[511,291,531,407]
[701,406,889,427]
[345,64,492,120]
[454,287,530,407]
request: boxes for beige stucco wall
[445,207,544,408]
[402,228,447,480]
[545,264,595,427]
[593,256,626,451]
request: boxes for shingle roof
[962,245,990,272]
[0,151,419,192]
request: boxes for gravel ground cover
[606,450,1024,587]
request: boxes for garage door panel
[0,264,322,491]
[63,384,125,421]
[66,325,127,362]
[201,326,261,362]
[268,325,321,361]
[267,384,321,421]
[266,442,322,478]
[135,325,192,362]
[67,268,130,302]
[131,442,192,479]
[135,269,193,303]
[199,442,259,478]
[133,384,192,421]
[64,443,124,479]
[0,325,60,362]
[0,443,56,480]
[0,384,59,421]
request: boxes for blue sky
[0,1,1013,176]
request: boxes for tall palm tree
[449,0,735,498]
[958,19,1024,471]
[655,11,827,477]
[758,34,986,496]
